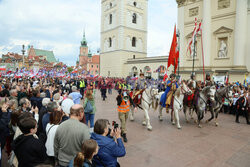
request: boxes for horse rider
[116,86,138,142]
[205,73,213,86]
[160,73,179,113]
[132,71,146,104]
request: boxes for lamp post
[21,45,25,68]
[176,29,180,76]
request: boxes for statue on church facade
[218,40,227,58]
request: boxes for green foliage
[67,67,73,73]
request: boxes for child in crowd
[69,139,98,167]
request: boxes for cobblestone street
[95,90,250,167]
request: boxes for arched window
[133,2,137,7]
[109,14,112,24]
[133,55,135,59]
[109,37,112,47]
[132,13,137,24]
[110,2,112,8]
[132,37,136,47]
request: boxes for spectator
[69,139,98,167]
[12,117,47,167]
[69,86,82,104]
[83,89,96,132]
[45,111,63,165]
[9,89,18,107]
[54,104,90,167]
[30,89,43,110]
[236,91,249,124]
[37,98,51,135]
[42,102,58,131]
[91,119,126,167]
[61,96,74,117]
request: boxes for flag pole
[177,29,180,76]
[192,35,196,75]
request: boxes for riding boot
[122,133,128,143]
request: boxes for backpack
[84,100,93,114]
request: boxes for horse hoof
[142,121,146,126]
[198,124,202,128]
[158,116,163,121]
[147,126,152,131]
[130,117,134,121]
[215,122,219,126]
[177,126,182,129]
[172,122,176,125]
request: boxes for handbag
[84,100,93,114]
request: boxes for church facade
[176,0,250,82]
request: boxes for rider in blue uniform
[160,73,179,112]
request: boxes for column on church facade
[246,1,250,71]
[177,4,184,67]
[202,0,211,67]
[233,0,248,66]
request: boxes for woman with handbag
[83,89,96,132]
[45,110,63,165]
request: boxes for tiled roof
[34,49,57,63]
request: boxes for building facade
[176,0,250,82]
[28,45,57,63]
[100,0,148,77]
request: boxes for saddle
[131,89,145,105]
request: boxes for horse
[206,86,233,126]
[129,86,158,130]
[195,86,216,128]
[157,81,192,129]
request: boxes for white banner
[213,76,225,84]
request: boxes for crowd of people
[0,77,126,167]
[0,74,249,167]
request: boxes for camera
[112,121,119,129]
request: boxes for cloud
[0,0,177,65]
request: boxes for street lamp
[22,45,25,68]
[176,29,180,76]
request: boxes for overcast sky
[0,0,177,66]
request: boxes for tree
[67,67,73,73]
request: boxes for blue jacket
[160,80,178,107]
[91,133,126,167]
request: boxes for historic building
[28,45,57,63]
[176,0,250,82]
[78,32,100,75]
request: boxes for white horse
[129,86,158,130]
[157,82,192,129]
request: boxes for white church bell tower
[100,0,148,77]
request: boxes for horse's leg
[142,112,147,126]
[129,106,135,121]
[183,106,188,123]
[158,106,163,121]
[171,109,175,125]
[215,108,220,126]
[206,107,214,123]
[197,110,202,128]
[174,108,181,129]
[144,105,152,130]
[190,106,194,119]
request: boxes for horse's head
[226,86,233,102]
[181,82,193,95]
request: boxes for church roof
[34,49,57,63]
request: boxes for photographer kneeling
[91,119,126,167]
